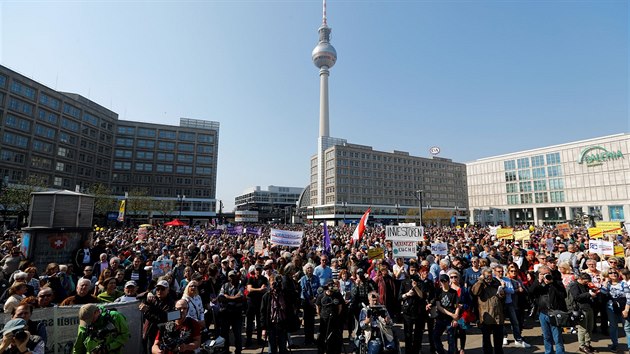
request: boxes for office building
[466,133,629,226]
[235,185,303,223]
[0,65,219,222]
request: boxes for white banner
[385,225,424,241]
[0,301,142,354]
[589,239,614,255]
[489,226,501,236]
[430,242,449,256]
[391,239,416,258]
[270,228,304,248]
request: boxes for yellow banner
[368,247,385,260]
[497,228,514,239]
[596,221,622,235]
[514,230,530,241]
[117,200,126,222]
[588,228,603,239]
[614,246,624,257]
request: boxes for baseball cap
[228,270,237,277]
[255,264,263,270]
[79,304,100,326]
[439,274,450,283]
[0,318,26,335]
[125,281,137,288]
[156,280,169,288]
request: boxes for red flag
[351,208,371,243]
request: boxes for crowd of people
[0,222,628,354]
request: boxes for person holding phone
[528,265,567,354]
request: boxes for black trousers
[480,323,504,354]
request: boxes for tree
[152,199,176,219]
[86,183,117,217]
[126,188,153,217]
[0,176,48,227]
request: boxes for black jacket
[528,279,567,313]
[569,282,595,310]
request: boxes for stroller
[354,305,400,354]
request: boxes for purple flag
[323,223,331,255]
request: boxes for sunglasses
[176,307,188,311]
[38,294,52,298]
[450,276,458,279]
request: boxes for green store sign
[577,146,624,167]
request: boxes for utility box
[22,190,94,271]
[28,190,94,228]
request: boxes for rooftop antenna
[323,0,327,26]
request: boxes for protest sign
[489,226,501,236]
[430,242,448,256]
[614,246,624,257]
[514,230,530,241]
[254,239,264,254]
[588,228,603,239]
[385,225,424,240]
[137,227,147,241]
[270,229,303,248]
[556,223,571,237]
[207,229,222,237]
[246,227,262,236]
[589,240,614,255]
[596,221,622,235]
[496,228,514,240]
[391,240,416,258]
[368,247,385,260]
[152,259,173,279]
[546,238,554,252]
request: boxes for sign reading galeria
[578,146,624,167]
[385,225,423,258]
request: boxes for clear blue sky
[2,0,628,211]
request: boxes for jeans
[302,301,316,343]
[606,308,630,349]
[433,319,456,354]
[479,323,503,354]
[504,302,522,341]
[267,324,288,354]
[402,315,423,354]
[246,300,262,343]
[539,312,565,354]
[367,337,395,354]
[577,307,594,347]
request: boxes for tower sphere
[312,42,337,69]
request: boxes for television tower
[312,0,337,206]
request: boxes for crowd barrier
[0,301,143,354]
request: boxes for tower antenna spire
[323,0,327,26]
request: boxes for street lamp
[177,194,186,218]
[414,190,423,226]
[395,203,400,224]
[342,201,347,223]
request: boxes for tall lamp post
[415,190,423,226]
[177,194,186,218]
[395,203,400,224]
[342,201,347,223]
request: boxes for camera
[544,274,553,281]
[13,329,27,342]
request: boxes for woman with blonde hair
[3,282,28,313]
[558,261,576,288]
[182,280,205,328]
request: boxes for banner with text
[246,227,262,236]
[588,228,603,239]
[497,228,514,240]
[0,301,142,354]
[270,229,303,248]
[514,230,530,241]
[596,221,622,235]
[556,223,571,237]
[391,240,416,258]
[368,247,385,260]
[430,242,449,256]
[589,239,614,255]
[385,225,424,241]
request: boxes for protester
[151,299,201,354]
[471,267,505,354]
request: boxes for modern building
[466,133,629,226]
[300,141,468,224]
[235,185,303,223]
[0,64,219,223]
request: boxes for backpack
[565,281,577,311]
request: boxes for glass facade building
[467,134,629,226]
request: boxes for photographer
[316,279,344,354]
[528,265,567,354]
[359,292,395,354]
[73,304,130,354]
[139,280,177,353]
[570,273,597,354]
[152,299,201,354]
[471,268,505,354]
[0,318,45,354]
[399,265,428,354]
